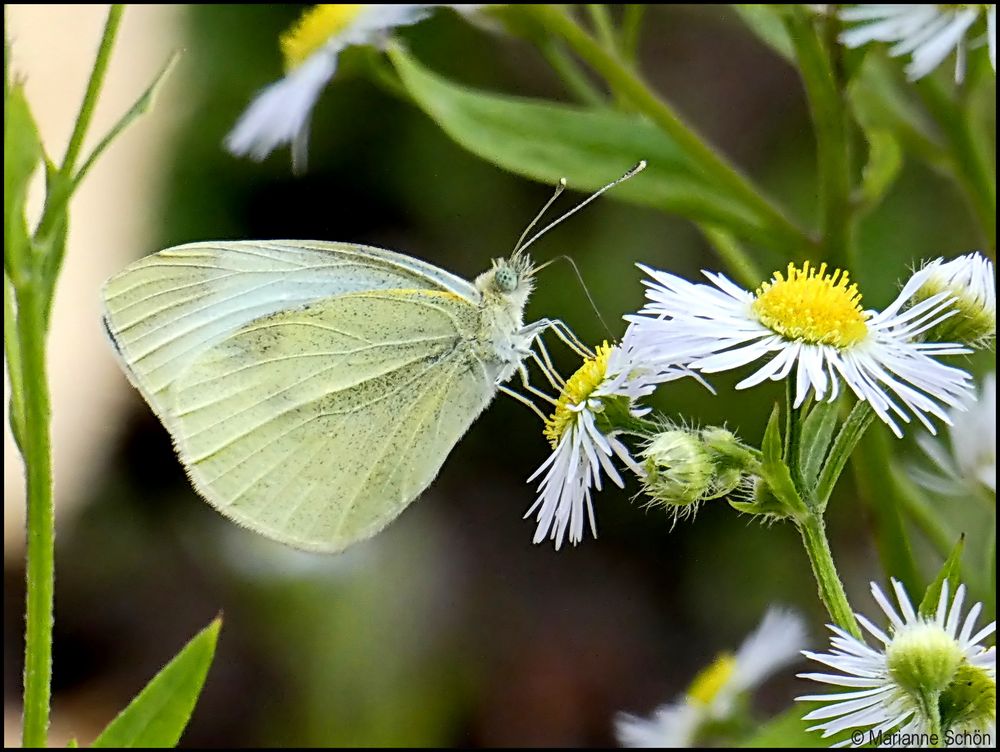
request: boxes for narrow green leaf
[815,400,874,510]
[731,5,794,62]
[798,399,840,491]
[4,82,43,282]
[919,535,965,619]
[91,618,221,748]
[73,51,178,187]
[388,46,796,255]
[760,404,808,519]
[857,126,903,214]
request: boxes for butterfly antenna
[513,178,567,257]
[516,161,647,257]
[532,255,615,340]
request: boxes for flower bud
[641,430,714,508]
[887,623,964,697]
[914,253,996,347]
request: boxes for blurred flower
[913,372,996,496]
[225,4,480,170]
[798,579,997,744]
[525,331,690,549]
[840,4,997,81]
[616,608,807,747]
[910,252,996,348]
[626,261,974,438]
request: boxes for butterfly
[100,163,644,552]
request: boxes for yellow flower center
[543,343,613,448]
[687,652,736,706]
[280,4,365,71]
[751,262,868,348]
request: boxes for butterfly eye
[495,266,518,293]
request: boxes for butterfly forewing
[100,240,479,419]
[167,289,496,551]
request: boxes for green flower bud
[938,661,997,733]
[642,430,714,508]
[887,623,965,697]
[913,254,996,347]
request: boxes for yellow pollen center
[751,262,868,348]
[543,343,613,448]
[687,653,736,706]
[280,4,365,71]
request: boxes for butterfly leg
[498,384,550,423]
[526,318,594,359]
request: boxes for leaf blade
[91,617,221,749]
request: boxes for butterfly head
[476,254,535,308]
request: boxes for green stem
[799,513,862,638]
[586,5,618,55]
[538,38,607,108]
[526,4,814,256]
[18,283,55,748]
[786,8,853,265]
[59,4,122,177]
[619,5,645,64]
[4,274,25,450]
[916,75,996,255]
[697,224,765,289]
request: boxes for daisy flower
[626,260,974,438]
[225,4,480,170]
[525,330,689,549]
[913,371,996,496]
[798,579,996,745]
[616,608,808,747]
[839,4,997,82]
[910,252,996,347]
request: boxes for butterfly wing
[166,289,496,551]
[100,240,479,420]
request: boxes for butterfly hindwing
[168,289,496,551]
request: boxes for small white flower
[626,260,974,438]
[798,579,997,745]
[914,372,996,495]
[525,331,690,549]
[840,4,997,81]
[616,608,808,747]
[911,252,996,347]
[225,4,480,169]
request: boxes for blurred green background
[3,4,995,747]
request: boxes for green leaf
[849,55,946,169]
[760,403,808,520]
[814,400,875,511]
[797,399,840,491]
[4,82,43,282]
[731,5,794,62]
[740,705,835,747]
[91,617,221,748]
[857,126,902,214]
[73,51,178,187]
[388,46,796,255]
[919,535,965,619]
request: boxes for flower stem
[525,4,814,257]
[785,7,853,266]
[18,283,55,749]
[799,513,862,639]
[59,4,123,177]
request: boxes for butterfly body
[101,240,535,552]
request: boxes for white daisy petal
[838,4,995,81]
[627,261,974,438]
[798,580,997,745]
